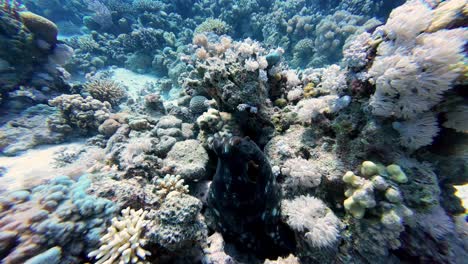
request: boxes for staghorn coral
[84,79,127,107]
[88,207,151,264]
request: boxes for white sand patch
[110,68,161,100]
[0,141,105,192]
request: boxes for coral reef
[48,94,111,135]
[1,1,467,264]
[282,195,341,248]
[83,79,127,107]
[147,191,207,252]
[0,175,116,263]
[88,207,151,264]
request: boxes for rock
[164,139,209,182]
[154,136,177,157]
[129,118,151,131]
[157,115,182,129]
[98,119,121,137]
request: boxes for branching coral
[194,18,231,35]
[88,207,151,264]
[49,94,111,134]
[84,79,127,107]
[155,174,189,199]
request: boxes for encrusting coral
[342,160,412,221]
[88,207,151,264]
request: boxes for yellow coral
[88,207,151,264]
[303,82,317,98]
[19,11,58,44]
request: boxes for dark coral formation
[208,136,294,257]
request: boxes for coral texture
[88,207,151,264]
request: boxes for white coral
[296,95,339,124]
[343,32,372,68]
[281,158,322,189]
[286,88,303,102]
[369,28,466,119]
[318,64,347,93]
[244,58,259,72]
[88,207,151,264]
[385,0,432,42]
[284,70,302,89]
[282,196,341,248]
[155,174,189,198]
[392,113,440,150]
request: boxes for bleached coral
[286,88,303,102]
[369,3,467,120]
[281,158,322,189]
[155,174,189,198]
[295,95,339,124]
[244,58,260,71]
[317,65,347,93]
[392,113,440,150]
[282,196,341,248]
[385,0,432,42]
[284,69,302,89]
[88,207,151,264]
[343,32,372,68]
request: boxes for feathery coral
[282,195,341,248]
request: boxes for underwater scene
[0,0,467,263]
